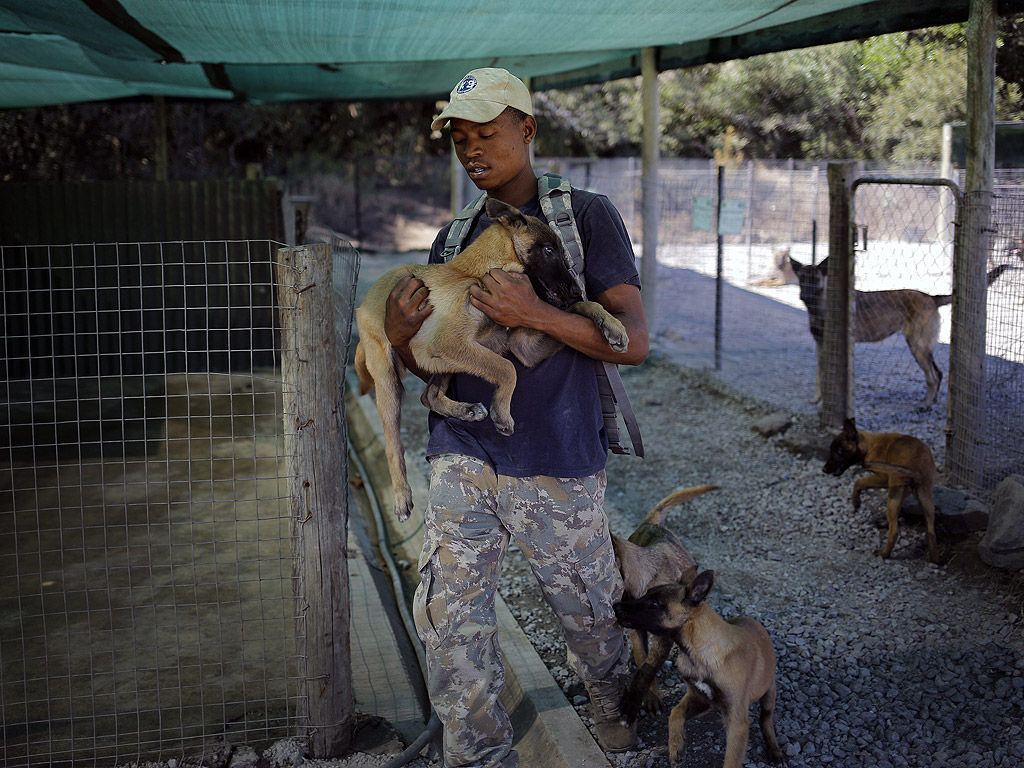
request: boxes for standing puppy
[611,484,717,712]
[823,416,940,563]
[614,570,782,768]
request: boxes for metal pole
[715,165,724,371]
[641,46,660,329]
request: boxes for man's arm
[468,270,649,366]
[384,274,434,381]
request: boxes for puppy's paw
[641,689,663,714]
[492,414,515,436]
[457,403,488,422]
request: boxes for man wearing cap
[385,67,649,767]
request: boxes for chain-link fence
[0,238,360,765]
[531,159,1023,495]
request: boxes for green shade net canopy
[0,0,1019,107]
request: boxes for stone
[751,412,793,437]
[778,431,832,461]
[899,485,989,536]
[978,474,1024,569]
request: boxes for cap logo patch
[457,75,477,94]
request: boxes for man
[385,67,649,768]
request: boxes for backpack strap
[440,192,486,262]
[537,173,644,458]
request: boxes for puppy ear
[485,198,527,230]
[842,417,857,438]
[817,257,829,275]
[688,570,714,605]
[787,254,803,271]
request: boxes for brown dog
[823,417,940,563]
[787,254,1010,408]
[614,570,782,768]
[787,254,950,407]
[611,484,717,712]
[354,197,628,521]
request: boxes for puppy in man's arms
[354,197,627,521]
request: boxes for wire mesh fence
[979,194,1024,487]
[572,161,1024,495]
[0,238,359,766]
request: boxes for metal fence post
[822,162,856,429]
[276,242,354,757]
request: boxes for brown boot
[586,678,637,753]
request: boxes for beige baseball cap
[431,68,533,131]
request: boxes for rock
[751,412,793,437]
[777,430,832,461]
[899,485,989,536]
[978,474,1024,569]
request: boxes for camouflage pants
[413,453,629,768]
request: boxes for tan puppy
[823,416,940,563]
[354,197,628,521]
[611,484,717,712]
[614,570,783,768]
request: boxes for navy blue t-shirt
[422,186,640,478]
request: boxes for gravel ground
[498,354,1024,768]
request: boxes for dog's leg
[364,345,414,521]
[812,338,823,403]
[621,636,672,723]
[758,681,784,763]
[667,689,711,766]
[721,708,752,768]
[570,301,629,352]
[629,630,672,713]
[905,313,942,407]
[851,472,887,510]
[917,484,941,564]
[437,343,518,435]
[879,485,909,558]
[419,373,488,422]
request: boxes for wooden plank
[275,243,353,757]
[822,162,856,430]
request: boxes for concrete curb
[345,377,612,768]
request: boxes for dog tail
[644,484,719,525]
[986,263,1015,287]
[931,293,953,308]
[354,341,374,395]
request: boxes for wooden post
[276,243,353,757]
[641,46,660,328]
[948,0,996,486]
[822,162,856,430]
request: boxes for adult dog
[354,197,628,521]
[611,484,717,712]
[787,254,950,407]
[787,254,1011,408]
[823,417,940,564]
[615,570,783,768]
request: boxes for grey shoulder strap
[537,173,644,458]
[440,192,486,262]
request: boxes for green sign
[692,196,712,231]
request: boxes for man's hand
[385,274,432,347]
[468,269,548,329]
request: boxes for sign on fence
[691,195,746,234]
